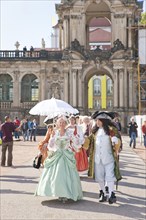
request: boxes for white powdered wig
[57,115,68,124]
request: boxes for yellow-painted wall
[88,75,107,109]
[88,78,93,108]
[101,75,107,109]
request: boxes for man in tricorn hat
[87,111,122,204]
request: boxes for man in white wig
[87,111,122,204]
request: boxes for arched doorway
[83,66,114,115]
[88,74,113,114]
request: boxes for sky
[0,0,146,50]
[0,0,60,50]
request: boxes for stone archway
[85,0,111,49]
[82,65,114,115]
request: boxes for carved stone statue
[52,86,60,99]
[15,41,20,50]
[71,39,85,55]
[41,38,45,49]
[111,39,125,53]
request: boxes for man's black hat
[91,111,117,120]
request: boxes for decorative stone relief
[72,63,82,69]
[52,67,60,74]
[113,69,117,78]
[114,14,125,18]
[119,69,124,79]
[71,15,82,19]
[50,83,61,99]
[64,15,70,19]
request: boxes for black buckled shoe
[99,190,107,202]
[108,192,116,204]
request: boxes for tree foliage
[140,12,146,25]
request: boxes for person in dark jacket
[1,116,21,167]
[21,119,29,141]
[30,119,38,142]
[127,117,138,148]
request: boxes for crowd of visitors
[0,116,38,167]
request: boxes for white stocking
[107,181,115,197]
[99,181,105,193]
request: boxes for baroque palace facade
[0,0,144,128]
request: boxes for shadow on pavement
[1,175,38,184]
[41,196,145,220]
[0,189,34,195]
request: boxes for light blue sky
[1,0,146,50]
[0,0,60,50]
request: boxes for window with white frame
[107,78,113,95]
[0,74,13,101]
[93,78,101,96]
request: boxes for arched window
[0,74,13,101]
[107,78,113,95]
[21,74,39,102]
[93,78,101,96]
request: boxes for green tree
[140,12,146,25]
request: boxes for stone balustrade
[0,101,12,109]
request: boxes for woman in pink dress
[67,115,88,172]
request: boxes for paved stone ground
[0,135,146,220]
[123,135,146,163]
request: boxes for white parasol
[29,97,79,116]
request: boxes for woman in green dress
[35,115,83,202]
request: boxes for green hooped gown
[35,130,83,201]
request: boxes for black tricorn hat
[91,111,116,120]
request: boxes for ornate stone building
[0,0,144,128]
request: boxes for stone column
[72,69,77,106]
[58,20,63,49]
[39,62,47,101]
[78,69,82,107]
[119,69,124,108]
[127,15,132,48]
[81,13,86,46]
[64,18,69,48]
[128,69,133,108]
[69,69,73,105]
[86,24,89,49]
[123,68,128,108]
[113,69,118,108]
[70,17,74,43]
[64,70,69,103]
[40,71,46,100]
[111,14,115,47]
[111,13,126,47]
[13,71,20,107]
